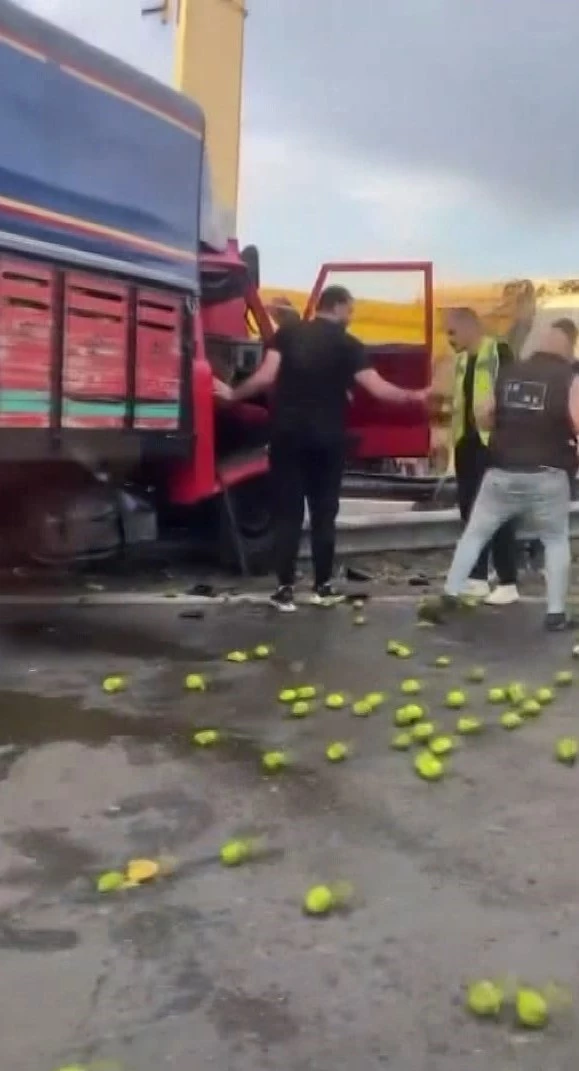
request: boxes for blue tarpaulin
[0,0,205,290]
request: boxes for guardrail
[298,502,579,558]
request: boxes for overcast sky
[12,0,579,289]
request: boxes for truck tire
[218,474,273,576]
[21,478,123,566]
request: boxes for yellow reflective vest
[452,335,500,446]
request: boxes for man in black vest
[420,319,579,631]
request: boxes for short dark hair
[450,306,481,326]
[316,285,353,313]
[551,317,578,346]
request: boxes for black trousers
[269,435,344,588]
[454,436,517,584]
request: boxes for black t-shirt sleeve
[494,364,506,401]
[269,326,287,352]
[496,340,514,367]
[344,334,371,379]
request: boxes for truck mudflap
[303,261,433,460]
[117,487,158,546]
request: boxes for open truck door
[303,261,433,461]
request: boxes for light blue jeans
[445,467,571,615]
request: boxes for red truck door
[303,261,433,460]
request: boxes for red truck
[0,0,433,573]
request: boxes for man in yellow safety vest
[445,307,519,605]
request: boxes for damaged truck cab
[0,0,432,572]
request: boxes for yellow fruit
[555,737,578,765]
[297,685,317,700]
[487,687,506,704]
[456,716,483,735]
[501,711,523,730]
[325,693,345,709]
[516,988,548,1028]
[387,640,402,654]
[466,666,486,682]
[126,859,160,884]
[193,729,220,747]
[326,741,349,762]
[521,699,541,717]
[466,979,503,1018]
[291,701,311,718]
[554,670,573,687]
[506,682,526,705]
[412,721,435,742]
[396,645,413,659]
[429,735,455,756]
[96,870,124,893]
[226,650,248,663]
[278,688,297,703]
[435,656,451,668]
[401,678,421,695]
[352,699,373,717]
[365,691,386,708]
[303,884,335,915]
[262,750,288,771]
[184,673,206,691]
[102,675,126,694]
[535,687,554,705]
[395,703,423,726]
[446,689,466,709]
[220,840,250,867]
[391,732,412,751]
[253,644,272,659]
[414,750,444,781]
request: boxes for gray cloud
[244,0,579,216]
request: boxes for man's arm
[475,395,496,431]
[354,367,429,405]
[568,377,579,435]
[226,348,281,403]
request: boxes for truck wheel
[22,481,123,566]
[218,474,273,576]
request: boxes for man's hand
[416,385,434,405]
[213,377,233,403]
[426,389,453,425]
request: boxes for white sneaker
[461,579,491,599]
[484,584,520,606]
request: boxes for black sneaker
[310,583,346,607]
[269,585,296,613]
[545,613,577,632]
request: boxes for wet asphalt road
[1,593,579,1069]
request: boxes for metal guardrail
[298,502,579,558]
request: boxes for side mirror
[240,244,260,289]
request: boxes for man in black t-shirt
[214,285,430,611]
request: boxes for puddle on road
[1,615,213,661]
[0,689,193,762]
[0,689,323,800]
